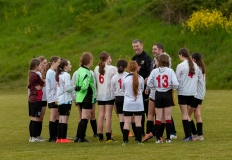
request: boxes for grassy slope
[0,0,232,89]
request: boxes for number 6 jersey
[147,67,179,92]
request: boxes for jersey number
[99,74,104,84]
[118,78,122,89]
[156,75,168,88]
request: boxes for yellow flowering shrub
[183,9,232,34]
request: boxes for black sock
[146,120,153,134]
[99,133,103,140]
[55,120,59,137]
[49,121,56,140]
[29,120,32,137]
[141,113,145,135]
[57,123,61,139]
[123,129,129,142]
[182,120,190,138]
[37,121,42,137]
[79,119,88,140]
[155,120,161,140]
[171,117,177,135]
[152,124,156,136]
[61,123,68,139]
[31,121,38,138]
[90,120,97,135]
[197,122,203,136]
[160,123,166,137]
[106,132,111,140]
[120,122,124,134]
[166,120,172,140]
[131,122,136,137]
[136,127,142,142]
[76,122,80,138]
[191,120,197,135]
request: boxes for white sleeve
[64,74,74,93]
[140,77,144,92]
[147,70,155,89]
[171,69,179,90]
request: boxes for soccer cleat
[170,134,177,139]
[60,138,72,143]
[37,136,46,142]
[192,134,198,139]
[98,139,104,143]
[106,138,118,143]
[74,137,79,142]
[137,142,145,145]
[93,134,99,138]
[78,138,90,142]
[29,137,32,142]
[155,139,163,144]
[142,132,153,142]
[56,139,61,143]
[49,138,57,142]
[193,135,204,141]
[30,137,40,142]
[128,131,133,137]
[122,141,128,146]
[181,136,192,141]
[166,139,172,143]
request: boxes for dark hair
[157,54,169,67]
[45,56,60,76]
[192,52,206,74]
[98,51,109,75]
[38,56,46,79]
[153,43,164,52]
[117,59,128,73]
[178,48,195,74]
[132,39,143,45]
[55,59,69,82]
[27,58,41,88]
[80,52,93,66]
[128,61,139,100]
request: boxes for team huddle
[27,39,206,144]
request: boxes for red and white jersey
[57,72,74,105]
[46,69,57,103]
[176,60,201,96]
[195,70,206,100]
[94,64,117,101]
[147,67,179,92]
[111,72,128,97]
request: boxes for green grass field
[0,89,231,160]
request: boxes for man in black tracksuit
[131,39,152,137]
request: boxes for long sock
[31,121,38,138]
[197,122,203,136]
[171,117,177,135]
[75,122,80,138]
[131,122,136,137]
[120,122,124,134]
[155,120,161,140]
[123,129,129,142]
[106,132,111,140]
[99,133,103,140]
[191,120,197,135]
[90,120,97,135]
[136,127,142,142]
[166,120,172,140]
[49,121,56,140]
[61,123,68,139]
[160,123,166,137]
[55,120,59,137]
[79,119,88,140]
[141,113,145,135]
[29,120,32,137]
[182,120,190,138]
[152,124,156,136]
[37,121,42,137]
[57,123,61,139]
[146,120,154,134]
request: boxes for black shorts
[79,102,93,110]
[29,101,42,117]
[48,102,58,109]
[115,96,124,114]
[155,90,174,108]
[191,98,203,108]
[124,111,143,116]
[98,99,114,105]
[58,104,71,116]
[41,101,47,107]
[178,95,194,106]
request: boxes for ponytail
[178,48,195,74]
[55,59,68,82]
[98,61,106,75]
[98,51,109,75]
[192,52,206,74]
[128,61,139,100]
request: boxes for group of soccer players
[27,39,206,144]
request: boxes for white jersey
[71,70,77,100]
[57,72,74,105]
[176,60,201,96]
[46,69,57,103]
[94,64,117,101]
[90,70,97,98]
[36,71,47,101]
[123,74,144,112]
[195,70,206,100]
[111,72,129,97]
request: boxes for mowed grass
[0,89,232,160]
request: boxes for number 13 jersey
[94,64,117,101]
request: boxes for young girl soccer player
[75,52,95,142]
[94,51,117,142]
[45,56,61,142]
[111,59,128,135]
[189,52,206,141]
[147,54,179,143]
[122,61,144,145]
[37,56,47,141]
[28,58,45,142]
[55,59,73,143]
[176,48,201,141]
